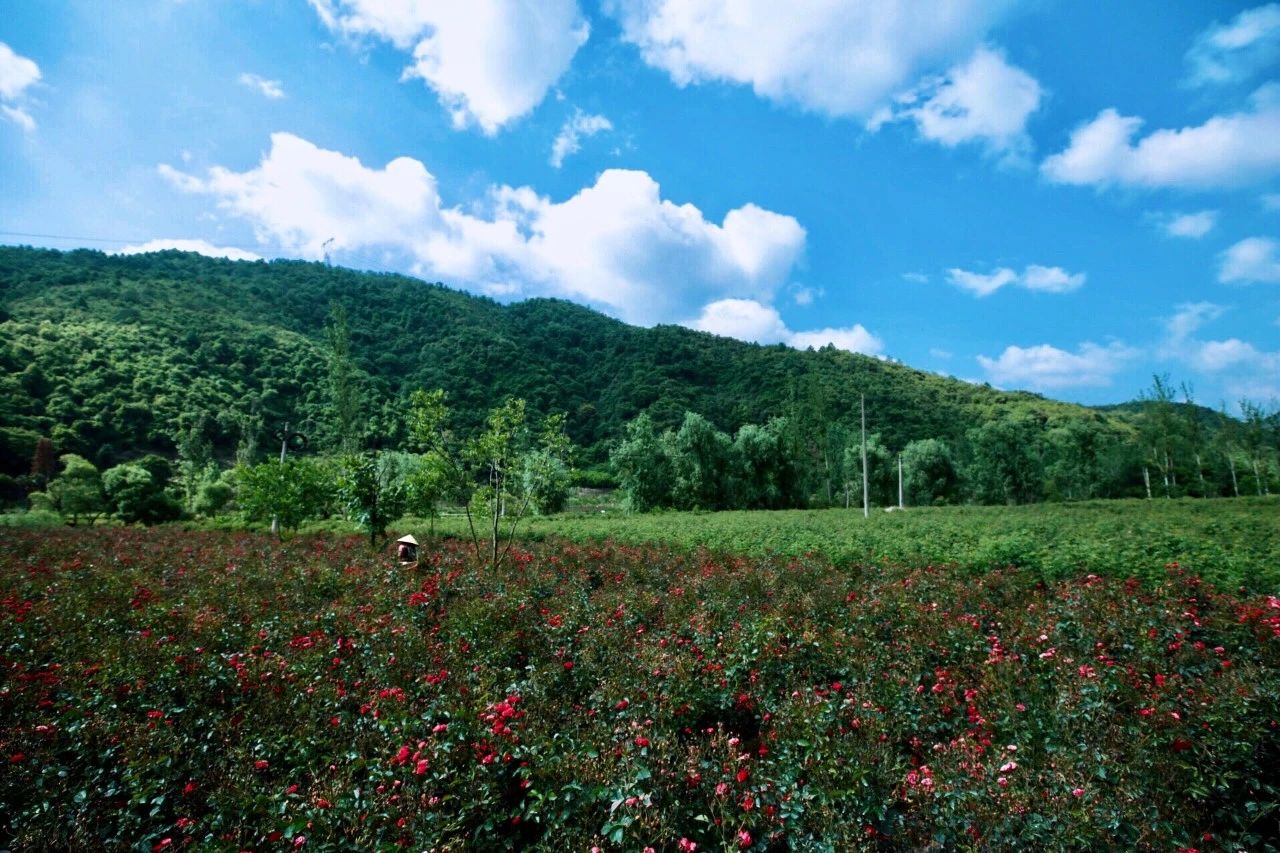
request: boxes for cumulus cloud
[238,73,286,99]
[789,324,884,355]
[308,0,588,134]
[609,0,1013,118]
[1042,85,1280,189]
[1219,236,1280,283]
[1185,3,1280,87]
[159,132,806,325]
[550,109,612,168]
[0,42,40,131]
[688,298,884,356]
[1154,210,1218,239]
[116,238,263,262]
[977,341,1137,389]
[869,46,1042,160]
[1160,301,1280,391]
[1163,301,1226,347]
[946,264,1084,297]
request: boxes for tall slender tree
[325,302,362,454]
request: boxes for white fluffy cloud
[160,133,806,325]
[1161,302,1280,390]
[610,0,1013,118]
[1185,3,1280,87]
[946,264,1084,296]
[977,341,1137,389]
[1156,210,1218,239]
[238,73,285,99]
[116,238,263,262]
[550,109,612,168]
[1219,236,1280,283]
[688,298,884,356]
[309,0,588,134]
[0,42,40,131]
[1042,85,1280,189]
[870,46,1041,159]
[1163,301,1225,347]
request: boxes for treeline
[2,246,1277,519]
[3,246,1144,482]
[610,380,1279,511]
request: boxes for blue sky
[2,1,1279,410]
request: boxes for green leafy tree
[610,412,675,512]
[174,414,216,514]
[964,416,1045,505]
[102,455,182,524]
[326,302,362,454]
[409,389,573,566]
[1239,398,1275,496]
[46,454,105,526]
[842,432,894,509]
[337,451,408,548]
[901,438,957,506]
[466,398,531,567]
[193,473,235,517]
[1137,374,1185,498]
[731,418,796,510]
[235,457,331,535]
[669,411,732,510]
[522,412,578,512]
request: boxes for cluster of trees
[3,247,1277,523]
[1,245,1175,486]
[610,378,1279,512]
[27,388,573,565]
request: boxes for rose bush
[0,528,1277,850]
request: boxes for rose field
[2,527,1279,851]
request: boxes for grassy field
[424,496,1280,593]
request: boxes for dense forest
[1,245,1276,513]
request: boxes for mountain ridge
[1,245,1148,476]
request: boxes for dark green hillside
[1,245,1136,473]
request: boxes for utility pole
[861,394,869,519]
[898,453,904,509]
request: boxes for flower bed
[1,528,1277,850]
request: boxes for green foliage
[1,528,1277,849]
[447,497,1280,593]
[29,435,54,488]
[336,451,408,548]
[610,412,674,512]
[669,411,732,510]
[102,455,181,525]
[235,457,332,533]
[325,302,363,454]
[901,438,957,505]
[964,415,1045,505]
[1,244,1215,476]
[46,453,105,525]
[731,418,798,510]
[193,475,234,517]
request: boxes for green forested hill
[0,245,1147,475]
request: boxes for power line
[0,229,154,245]
[0,229,280,256]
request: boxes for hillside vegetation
[2,245,1129,468]
[5,245,1276,518]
